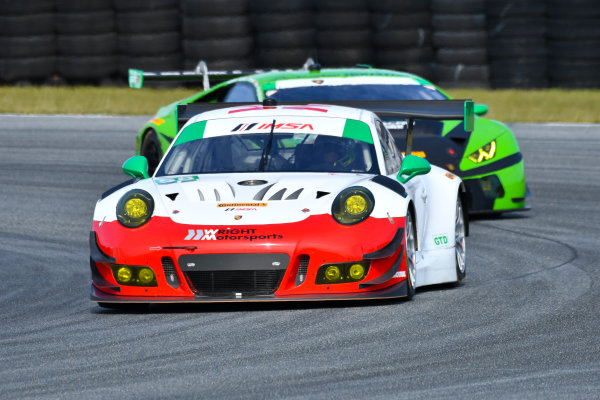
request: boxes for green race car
[129,61,529,214]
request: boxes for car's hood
[150,172,374,225]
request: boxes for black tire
[250,0,312,12]
[432,14,485,31]
[181,0,248,16]
[454,197,466,282]
[55,11,115,34]
[0,56,55,82]
[548,40,600,60]
[546,19,600,40]
[317,47,373,67]
[57,33,117,56]
[490,59,546,79]
[374,28,432,48]
[431,0,485,14]
[55,0,112,12]
[315,0,367,11]
[184,57,254,70]
[0,14,54,36]
[369,0,428,12]
[183,16,250,39]
[58,55,118,81]
[371,12,431,31]
[315,12,370,30]
[376,47,434,64]
[486,0,546,17]
[183,37,253,60]
[118,32,180,56]
[113,0,179,11]
[316,29,370,48]
[255,48,314,68]
[116,10,179,34]
[251,12,313,32]
[1,0,53,15]
[487,38,546,59]
[257,29,315,48]
[433,64,490,83]
[487,18,546,39]
[432,30,486,48]
[120,54,182,76]
[436,48,487,65]
[0,35,55,58]
[141,129,162,176]
[376,63,433,80]
[404,210,417,299]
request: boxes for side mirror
[474,104,488,116]
[122,156,150,179]
[397,155,431,183]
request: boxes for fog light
[325,265,341,281]
[117,267,132,283]
[138,268,155,285]
[349,264,365,280]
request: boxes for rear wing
[176,100,474,154]
[128,58,317,91]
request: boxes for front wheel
[140,129,162,176]
[455,197,467,282]
[404,210,417,299]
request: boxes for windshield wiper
[258,119,276,172]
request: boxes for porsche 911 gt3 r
[129,60,529,214]
[90,100,472,306]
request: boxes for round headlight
[116,189,154,228]
[349,264,365,280]
[332,186,375,225]
[138,268,155,285]
[117,267,132,283]
[325,265,341,281]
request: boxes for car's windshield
[266,84,446,101]
[156,133,380,176]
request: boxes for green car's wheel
[141,129,161,175]
[455,196,467,281]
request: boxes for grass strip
[0,86,598,122]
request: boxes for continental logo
[217,203,267,207]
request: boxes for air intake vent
[162,257,179,288]
[295,255,310,286]
[186,270,284,297]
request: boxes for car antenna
[259,119,276,172]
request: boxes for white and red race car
[90,100,472,306]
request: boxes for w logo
[184,229,218,240]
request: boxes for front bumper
[90,214,410,303]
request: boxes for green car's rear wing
[176,99,474,154]
[128,59,317,91]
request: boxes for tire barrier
[369,0,433,79]
[486,0,547,88]
[431,0,489,88]
[182,0,253,70]
[0,2,55,83]
[547,0,600,88]
[54,0,116,83]
[250,0,314,68]
[315,0,372,67]
[1,1,599,88]
[116,0,181,83]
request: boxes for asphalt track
[0,116,599,399]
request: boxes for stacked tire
[56,0,117,83]
[250,0,314,68]
[486,0,547,88]
[547,0,600,88]
[315,0,372,67]
[0,1,55,83]
[181,0,253,70]
[431,0,489,87]
[115,0,181,81]
[370,0,433,79]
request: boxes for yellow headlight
[345,195,367,215]
[467,140,496,163]
[117,267,132,283]
[138,268,155,285]
[349,264,365,280]
[125,198,148,219]
[325,265,341,281]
